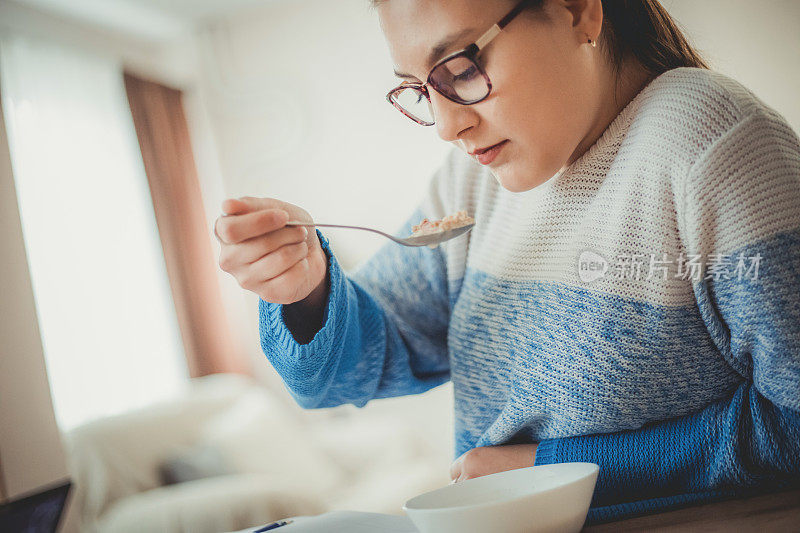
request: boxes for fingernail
[301,226,308,237]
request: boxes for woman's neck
[567,59,655,166]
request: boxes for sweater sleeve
[258,161,457,409]
[534,110,800,523]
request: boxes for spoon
[285,221,475,248]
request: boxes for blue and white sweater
[259,67,800,524]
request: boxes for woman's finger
[216,208,289,244]
[244,241,309,283]
[257,255,314,304]
[222,226,308,267]
[221,198,251,216]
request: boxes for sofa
[61,373,453,533]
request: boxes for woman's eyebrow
[393,69,417,79]
[392,27,475,79]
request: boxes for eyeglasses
[386,0,529,126]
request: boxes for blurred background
[0,0,798,531]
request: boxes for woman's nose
[429,90,478,142]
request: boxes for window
[0,35,188,431]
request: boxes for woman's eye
[453,65,478,82]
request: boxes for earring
[587,38,597,48]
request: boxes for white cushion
[64,374,261,529]
[95,474,326,533]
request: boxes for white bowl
[403,462,599,533]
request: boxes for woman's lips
[472,140,508,165]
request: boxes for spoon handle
[286,221,400,242]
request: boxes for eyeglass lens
[392,54,490,125]
[430,55,488,103]
[391,86,434,125]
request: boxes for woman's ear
[561,0,603,43]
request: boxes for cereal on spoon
[411,210,475,248]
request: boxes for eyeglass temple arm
[476,0,530,50]
[475,25,501,50]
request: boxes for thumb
[449,457,463,481]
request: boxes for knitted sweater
[259,67,800,524]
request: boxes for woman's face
[378,0,605,192]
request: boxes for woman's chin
[491,165,553,193]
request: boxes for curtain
[123,72,248,378]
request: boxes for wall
[0,1,195,89]
[665,0,800,131]
[0,61,70,505]
[186,0,453,394]
[190,0,451,272]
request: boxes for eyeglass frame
[385,0,531,126]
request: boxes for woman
[215,0,800,524]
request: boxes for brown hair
[598,0,709,75]
[370,0,709,76]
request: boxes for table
[583,489,800,532]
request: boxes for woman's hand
[449,444,538,483]
[214,196,327,305]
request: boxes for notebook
[233,511,418,533]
